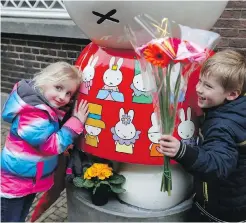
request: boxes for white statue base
[118,163,193,210]
[66,183,193,222]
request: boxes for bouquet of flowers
[125,14,220,195]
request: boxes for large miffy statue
[63,1,228,221]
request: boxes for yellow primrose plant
[73,163,126,195]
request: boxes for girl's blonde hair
[201,49,246,95]
[33,62,82,89]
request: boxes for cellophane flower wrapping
[125,14,220,195]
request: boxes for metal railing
[1,0,70,19]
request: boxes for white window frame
[1,0,87,39]
[1,0,70,19]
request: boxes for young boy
[157,49,246,222]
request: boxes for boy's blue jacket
[175,96,246,221]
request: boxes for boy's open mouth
[199,96,206,101]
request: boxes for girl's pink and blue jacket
[1,80,84,198]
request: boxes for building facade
[1,0,246,93]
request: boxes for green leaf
[92,183,100,194]
[110,184,126,194]
[109,174,126,184]
[92,181,109,194]
[92,187,97,195]
[73,177,84,188]
[98,181,110,186]
[82,179,95,188]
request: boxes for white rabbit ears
[119,108,134,121]
[151,112,158,127]
[88,55,99,67]
[109,57,124,71]
[187,107,191,120]
[76,54,99,72]
[179,107,192,121]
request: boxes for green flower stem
[155,62,182,195]
[171,63,183,127]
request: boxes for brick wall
[1,0,246,93]
[1,33,90,93]
[213,0,246,54]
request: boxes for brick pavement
[1,124,68,222]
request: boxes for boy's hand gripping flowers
[158,135,181,158]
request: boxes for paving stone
[43,217,53,222]
[47,213,64,222]
[35,206,57,222]
[59,206,68,214]
[56,197,67,207]
[53,195,64,206]
[53,210,68,219]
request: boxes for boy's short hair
[201,49,246,95]
[33,62,82,89]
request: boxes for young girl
[1,62,88,222]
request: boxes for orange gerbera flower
[143,43,170,67]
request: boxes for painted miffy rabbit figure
[111,108,141,154]
[80,55,98,95]
[85,125,101,147]
[148,113,163,157]
[96,57,124,102]
[84,103,105,148]
[131,60,153,104]
[178,107,197,146]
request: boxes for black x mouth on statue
[92,9,119,24]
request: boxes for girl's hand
[157,135,180,157]
[73,99,89,124]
